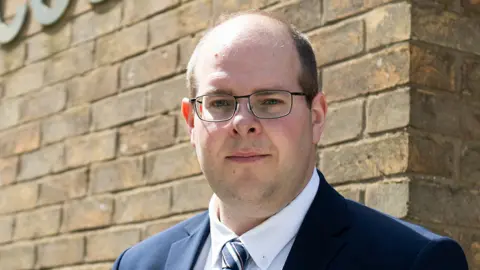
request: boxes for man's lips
[225,153,270,163]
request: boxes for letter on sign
[30,0,71,26]
[0,4,28,44]
[0,0,108,45]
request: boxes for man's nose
[230,100,261,136]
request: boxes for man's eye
[262,99,283,105]
[210,100,232,107]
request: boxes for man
[113,11,468,270]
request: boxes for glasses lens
[250,91,292,118]
[196,94,236,121]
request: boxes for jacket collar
[283,169,352,270]
[164,212,210,270]
[164,170,351,270]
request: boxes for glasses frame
[189,90,307,122]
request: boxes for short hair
[186,11,320,108]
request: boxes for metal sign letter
[0,4,28,44]
[0,0,107,45]
[30,0,71,26]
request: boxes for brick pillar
[306,1,480,268]
[409,1,480,268]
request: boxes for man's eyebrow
[203,88,233,95]
[255,88,288,92]
[202,87,288,95]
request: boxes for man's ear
[181,98,196,146]
[310,92,327,144]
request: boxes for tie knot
[221,239,250,270]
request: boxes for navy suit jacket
[113,171,468,269]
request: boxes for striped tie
[221,239,250,270]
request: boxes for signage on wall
[0,0,107,44]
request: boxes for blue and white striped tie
[221,239,250,270]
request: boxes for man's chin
[226,170,270,183]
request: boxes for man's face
[182,17,326,215]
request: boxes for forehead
[194,15,301,95]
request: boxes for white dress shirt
[193,169,319,270]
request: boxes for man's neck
[217,202,271,236]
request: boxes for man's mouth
[226,152,270,163]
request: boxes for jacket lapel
[165,212,210,270]
[283,170,352,270]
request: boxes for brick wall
[0,0,478,269]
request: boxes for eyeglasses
[189,90,307,122]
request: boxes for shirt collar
[208,169,319,270]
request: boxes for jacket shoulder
[341,200,466,269]
[113,211,208,270]
[347,199,439,239]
